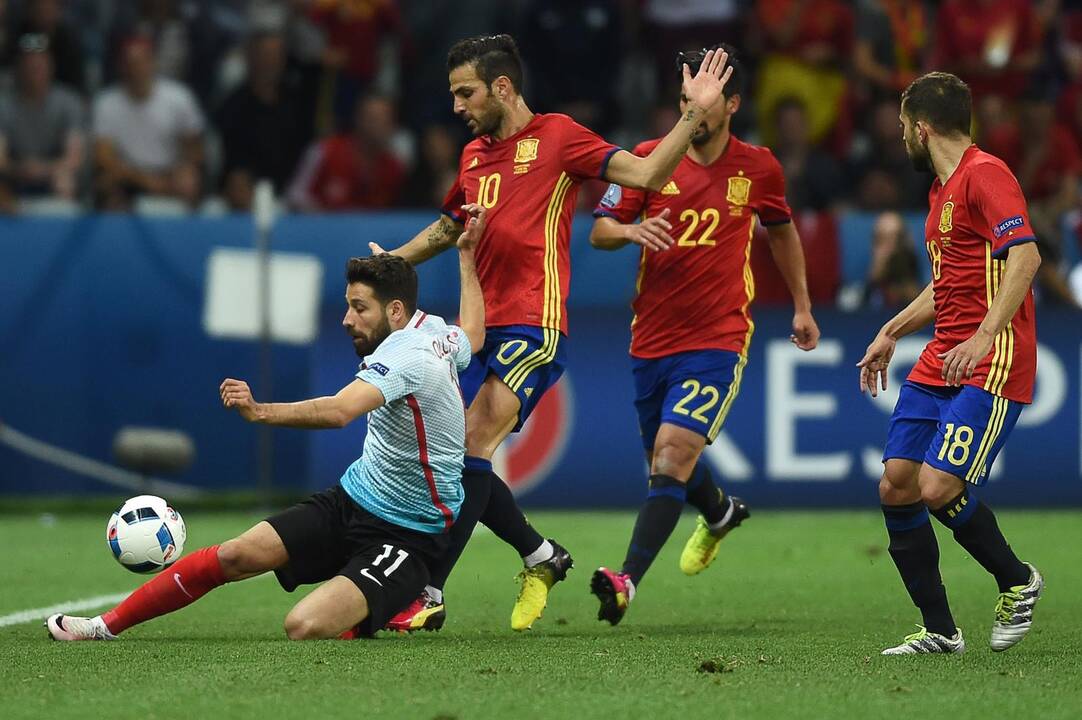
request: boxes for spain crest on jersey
[515,138,539,164]
[939,201,955,233]
[727,175,751,206]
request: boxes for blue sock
[883,501,956,637]
[621,474,686,586]
[931,489,1030,592]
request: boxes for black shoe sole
[590,570,625,626]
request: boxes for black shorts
[265,485,448,631]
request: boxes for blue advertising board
[1,214,1078,506]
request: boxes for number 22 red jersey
[908,145,1038,403]
[441,113,619,335]
[593,135,791,358]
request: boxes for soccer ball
[106,495,186,573]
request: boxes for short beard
[472,102,504,136]
[352,313,393,358]
[907,138,932,172]
[690,123,721,147]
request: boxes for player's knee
[216,539,249,580]
[879,461,920,504]
[918,473,962,511]
[651,441,699,481]
[879,476,918,505]
[216,538,266,580]
[283,610,331,641]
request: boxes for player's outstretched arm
[370,215,464,265]
[220,378,384,429]
[938,242,1041,386]
[603,49,733,191]
[856,281,935,396]
[589,210,674,252]
[456,203,486,352]
[765,222,819,350]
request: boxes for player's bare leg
[284,576,370,640]
[918,464,1041,652]
[46,522,288,641]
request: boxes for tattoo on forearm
[427,221,456,249]
[683,109,696,122]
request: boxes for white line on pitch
[0,593,129,628]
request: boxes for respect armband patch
[600,183,622,209]
[992,215,1025,239]
[367,362,390,376]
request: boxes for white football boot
[45,614,116,641]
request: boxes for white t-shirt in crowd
[92,78,203,172]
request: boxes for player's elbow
[641,170,668,193]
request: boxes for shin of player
[858,72,1044,656]
[380,34,736,632]
[588,45,820,625]
[47,219,487,641]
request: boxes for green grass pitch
[1,509,1079,719]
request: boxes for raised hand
[681,48,734,113]
[457,203,486,251]
[220,378,262,422]
[368,241,388,254]
[856,333,896,397]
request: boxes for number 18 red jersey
[909,144,1037,403]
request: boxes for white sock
[424,585,443,604]
[522,539,554,568]
[707,496,735,534]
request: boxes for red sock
[101,545,226,635]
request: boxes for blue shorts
[883,381,1024,485]
[459,325,567,432]
[632,349,747,450]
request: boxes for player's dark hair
[447,34,524,92]
[901,72,972,137]
[677,43,743,99]
[346,255,418,315]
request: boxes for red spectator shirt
[909,145,1037,403]
[933,0,1040,100]
[301,136,406,210]
[442,113,619,334]
[593,136,791,359]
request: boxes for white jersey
[339,310,471,533]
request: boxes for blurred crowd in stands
[1,0,1082,308]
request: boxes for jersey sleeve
[754,151,792,226]
[445,325,473,371]
[440,154,468,224]
[560,117,621,182]
[968,164,1036,258]
[592,141,649,223]
[355,333,424,404]
[592,182,647,223]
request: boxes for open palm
[681,48,733,112]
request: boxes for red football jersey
[908,145,1037,403]
[593,136,791,358]
[441,114,619,334]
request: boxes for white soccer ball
[106,495,186,574]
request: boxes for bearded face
[901,111,932,172]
